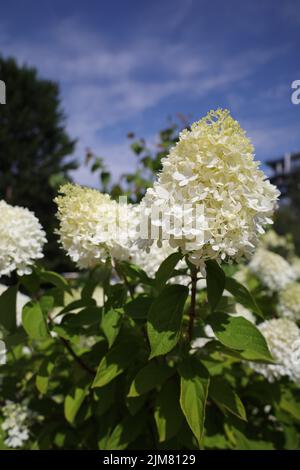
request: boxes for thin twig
[59,336,95,376]
[48,315,95,376]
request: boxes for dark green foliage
[0,56,77,270]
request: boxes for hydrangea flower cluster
[0,200,46,276]
[55,184,139,268]
[250,318,300,383]
[277,282,300,321]
[260,230,293,253]
[1,401,37,448]
[291,257,300,279]
[139,109,279,271]
[249,248,296,291]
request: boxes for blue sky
[1,0,300,186]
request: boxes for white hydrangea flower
[250,318,300,383]
[233,266,250,286]
[0,200,46,276]
[249,248,296,291]
[0,340,6,365]
[277,283,300,321]
[55,184,139,268]
[260,230,292,252]
[129,241,175,278]
[1,401,38,448]
[139,109,279,271]
[291,257,300,279]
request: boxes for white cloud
[0,16,290,184]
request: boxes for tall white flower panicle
[55,184,139,268]
[250,318,300,383]
[0,200,46,276]
[139,109,279,271]
[249,248,296,291]
[278,283,300,321]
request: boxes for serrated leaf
[147,284,188,359]
[225,277,263,318]
[179,357,210,447]
[208,312,273,362]
[206,260,225,311]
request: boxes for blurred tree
[0,56,77,270]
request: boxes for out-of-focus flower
[139,109,279,272]
[260,230,293,252]
[249,248,296,291]
[0,340,6,365]
[291,257,300,279]
[250,318,300,383]
[233,266,251,286]
[0,200,46,276]
[55,184,138,268]
[1,401,39,448]
[278,282,300,321]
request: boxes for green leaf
[64,386,89,424]
[92,340,138,388]
[225,277,263,318]
[154,379,183,442]
[22,301,50,340]
[93,382,115,417]
[101,308,123,348]
[232,428,274,450]
[0,284,18,333]
[208,312,273,362]
[179,357,210,447]
[279,389,300,421]
[128,361,173,397]
[58,298,96,316]
[100,413,146,450]
[36,358,55,394]
[205,260,225,311]
[154,252,182,291]
[39,270,69,290]
[124,295,153,320]
[147,284,188,359]
[209,377,247,421]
